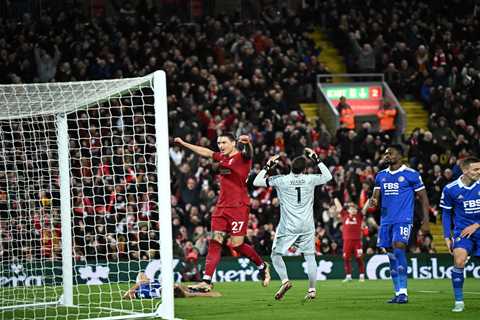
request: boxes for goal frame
[0,71,175,320]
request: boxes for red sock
[233,243,264,267]
[344,257,352,275]
[204,240,222,278]
[356,256,365,274]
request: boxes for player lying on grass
[123,272,221,299]
[253,148,332,301]
[440,156,480,312]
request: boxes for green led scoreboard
[324,85,383,115]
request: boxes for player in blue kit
[440,157,480,312]
[123,272,221,299]
[369,145,430,304]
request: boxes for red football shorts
[211,206,249,236]
[343,239,363,259]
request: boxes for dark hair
[218,132,236,142]
[388,144,404,156]
[460,156,480,169]
[291,156,306,174]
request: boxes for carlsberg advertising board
[1,254,479,287]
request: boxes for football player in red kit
[334,198,367,282]
[174,133,270,292]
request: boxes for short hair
[460,156,480,169]
[218,132,236,142]
[388,144,404,156]
[291,156,306,174]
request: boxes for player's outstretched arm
[123,272,150,299]
[123,283,140,299]
[174,137,214,158]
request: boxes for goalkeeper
[123,272,221,299]
[253,148,332,301]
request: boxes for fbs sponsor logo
[366,255,480,280]
[79,266,110,285]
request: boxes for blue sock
[387,252,400,295]
[394,248,408,294]
[451,267,464,302]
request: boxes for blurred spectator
[338,99,355,130]
[376,102,398,138]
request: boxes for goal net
[0,71,174,320]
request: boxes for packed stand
[318,0,480,245]
[0,1,452,268]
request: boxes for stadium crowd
[0,0,479,276]
[325,0,480,220]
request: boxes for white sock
[304,254,317,290]
[271,253,288,283]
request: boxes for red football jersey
[212,151,252,207]
[341,210,363,240]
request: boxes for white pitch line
[417,290,480,295]
[94,306,144,315]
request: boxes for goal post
[57,112,73,308]
[0,71,175,320]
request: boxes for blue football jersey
[440,178,480,237]
[136,281,162,299]
[374,165,425,224]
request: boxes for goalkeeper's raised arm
[304,147,333,183]
[253,154,281,187]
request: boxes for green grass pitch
[1,279,479,319]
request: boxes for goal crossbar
[0,75,153,120]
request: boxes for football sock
[304,254,317,290]
[344,257,352,275]
[356,256,365,274]
[387,252,400,295]
[204,239,222,279]
[271,253,288,283]
[233,243,264,267]
[394,248,408,295]
[451,267,464,302]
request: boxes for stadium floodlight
[0,71,175,319]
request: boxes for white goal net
[0,71,174,320]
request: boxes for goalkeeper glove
[264,157,279,171]
[305,149,320,164]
